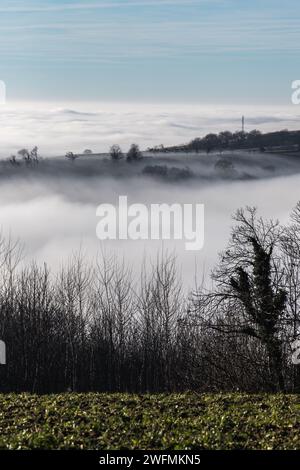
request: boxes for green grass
[0,393,299,450]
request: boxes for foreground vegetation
[0,393,299,450]
[1,205,300,394]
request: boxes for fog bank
[0,150,300,290]
[1,101,300,157]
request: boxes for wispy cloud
[0,0,207,13]
[1,16,299,64]
[0,0,298,101]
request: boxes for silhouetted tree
[18,148,31,164]
[17,147,39,165]
[110,144,123,161]
[65,152,79,162]
[30,146,39,164]
[8,155,19,166]
[194,208,287,392]
[1,205,300,394]
[127,144,142,162]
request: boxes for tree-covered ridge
[148,129,300,154]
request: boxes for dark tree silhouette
[194,208,287,392]
[127,144,142,162]
[65,152,79,162]
[1,206,300,394]
[110,144,123,161]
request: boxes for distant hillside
[148,129,300,154]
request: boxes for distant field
[0,393,299,450]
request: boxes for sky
[0,1,300,281]
[0,0,299,104]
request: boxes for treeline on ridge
[148,129,300,154]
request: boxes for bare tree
[1,206,300,394]
[193,208,287,392]
[65,152,79,162]
[281,202,300,391]
[126,144,142,162]
[18,148,31,164]
[110,145,123,161]
[8,155,19,166]
[30,146,39,164]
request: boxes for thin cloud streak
[0,0,206,13]
[1,15,299,62]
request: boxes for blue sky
[0,0,299,104]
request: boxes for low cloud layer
[0,101,299,158]
[1,101,300,290]
[0,150,300,290]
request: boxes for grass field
[0,393,299,450]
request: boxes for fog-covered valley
[0,149,300,290]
